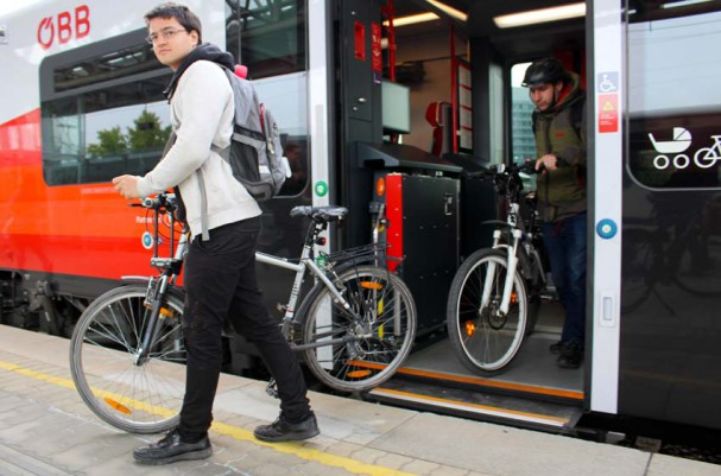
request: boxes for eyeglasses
[145,28,187,45]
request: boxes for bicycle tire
[297,265,416,392]
[446,248,528,374]
[69,284,186,434]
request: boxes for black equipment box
[373,173,460,335]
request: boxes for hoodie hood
[163,43,235,99]
[552,72,582,112]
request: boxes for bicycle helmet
[522,58,569,87]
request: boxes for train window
[40,32,171,186]
[510,62,536,166]
[253,72,310,197]
[626,2,721,189]
[225,0,306,79]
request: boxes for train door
[332,0,589,431]
[334,0,721,434]
[616,1,721,430]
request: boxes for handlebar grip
[142,197,159,209]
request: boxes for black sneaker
[557,342,583,369]
[254,412,320,442]
[133,429,212,465]
[549,340,565,355]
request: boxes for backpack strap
[197,168,210,241]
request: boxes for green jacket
[533,73,586,222]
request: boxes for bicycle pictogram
[649,128,721,170]
[693,135,721,169]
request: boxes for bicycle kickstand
[265,378,279,399]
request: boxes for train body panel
[2,0,721,441]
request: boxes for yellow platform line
[0,359,413,476]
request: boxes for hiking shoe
[133,429,212,465]
[557,342,583,369]
[254,412,320,442]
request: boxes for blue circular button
[142,231,154,249]
[596,219,617,239]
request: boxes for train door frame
[587,0,623,417]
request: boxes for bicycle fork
[135,274,170,365]
[480,229,522,316]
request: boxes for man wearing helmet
[523,57,586,369]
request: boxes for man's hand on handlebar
[535,154,557,172]
[112,174,141,199]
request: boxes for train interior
[357,0,588,431]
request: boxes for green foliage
[86,110,171,158]
[87,127,127,157]
[127,110,172,151]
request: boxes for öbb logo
[37,5,90,50]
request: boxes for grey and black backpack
[213,68,287,201]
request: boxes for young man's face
[529,82,564,112]
[147,17,199,70]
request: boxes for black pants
[178,217,310,441]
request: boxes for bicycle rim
[69,285,186,433]
[450,252,527,372]
[300,265,416,392]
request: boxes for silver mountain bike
[69,194,416,433]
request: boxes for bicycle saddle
[290,206,348,222]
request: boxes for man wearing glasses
[113,2,318,466]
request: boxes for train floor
[1,325,719,475]
[366,302,586,431]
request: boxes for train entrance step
[366,378,583,433]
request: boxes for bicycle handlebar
[136,193,178,211]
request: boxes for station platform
[0,324,719,476]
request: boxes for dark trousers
[542,212,587,346]
[178,217,310,441]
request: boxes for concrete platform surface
[0,324,719,476]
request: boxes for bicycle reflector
[347,369,372,379]
[159,307,174,319]
[510,291,518,304]
[104,397,131,415]
[360,281,384,290]
[465,320,476,337]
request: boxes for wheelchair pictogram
[598,73,617,93]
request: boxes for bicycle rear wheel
[69,284,186,434]
[446,248,528,374]
[298,265,416,393]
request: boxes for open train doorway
[339,0,590,431]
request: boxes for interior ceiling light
[661,0,711,8]
[425,0,468,22]
[383,12,439,27]
[493,3,586,29]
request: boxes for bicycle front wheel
[298,265,416,393]
[446,249,528,374]
[69,284,186,434]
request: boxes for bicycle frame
[256,227,369,352]
[479,165,546,317]
[136,196,385,366]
